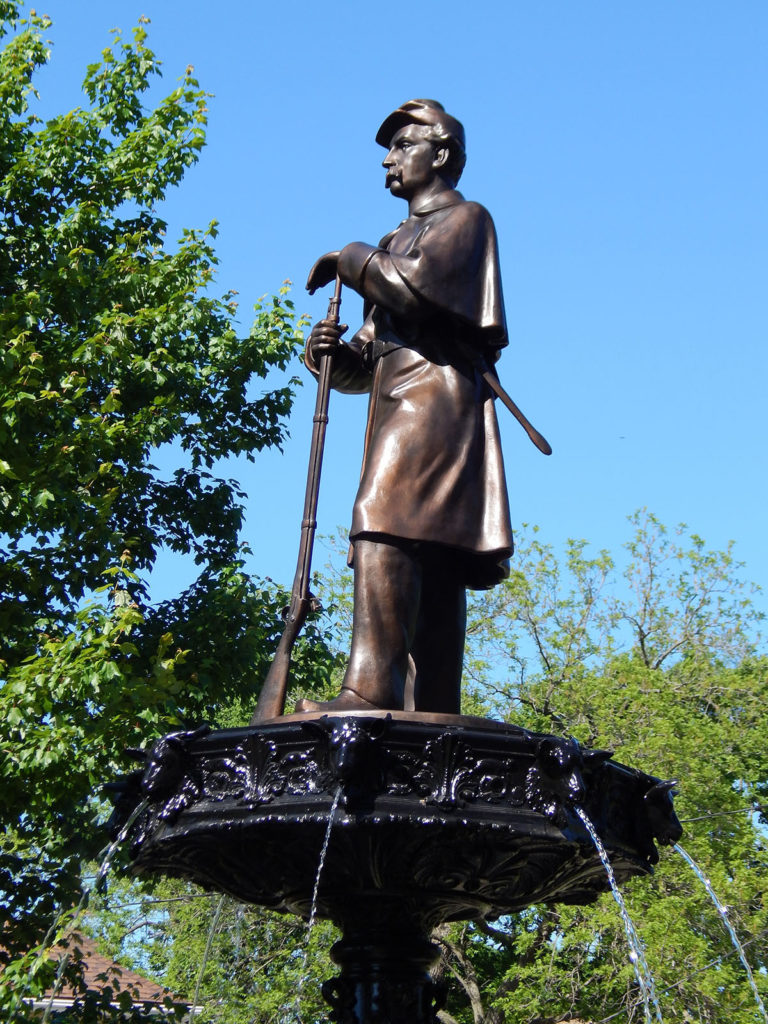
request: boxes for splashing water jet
[188,893,227,1023]
[576,806,664,1024]
[291,785,342,1022]
[674,843,768,1024]
[39,798,150,1024]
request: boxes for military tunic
[309,189,514,590]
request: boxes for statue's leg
[410,559,466,715]
[341,537,421,707]
[296,537,421,713]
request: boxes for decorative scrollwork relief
[414,731,477,808]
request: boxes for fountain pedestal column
[324,928,443,1024]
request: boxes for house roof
[2,931,187,1011]
[46,932,172,1004]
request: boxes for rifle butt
[250,649,291,724]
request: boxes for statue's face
[382,123,440,198]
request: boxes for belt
[362,338,402,371]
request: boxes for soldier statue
[295,99,515,716]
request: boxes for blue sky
[30,2,768,614]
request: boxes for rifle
[250,277,342,723]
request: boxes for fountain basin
[113,712,681,930]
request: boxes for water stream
[307,786,343,933]
[39,798,150,1024]
[575,806,664,1024]
[289,785,343,1023]
[187,893,227,1022]
[674,843,768,1024]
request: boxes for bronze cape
[307,188,514,589]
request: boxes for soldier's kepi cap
[375,99,466,152]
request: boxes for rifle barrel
[250,277,342,723]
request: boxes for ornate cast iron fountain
[110,711,681,1023]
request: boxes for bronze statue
[294,99,518,716]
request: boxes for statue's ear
[433,147,450,171]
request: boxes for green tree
[0,5,340,1018]
[435,512,767,1024]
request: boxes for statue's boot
[294,687,386,714]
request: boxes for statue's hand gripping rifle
[250,277,342,724]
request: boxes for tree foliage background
[1,4,766,1024]
[0,5,341,1018]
